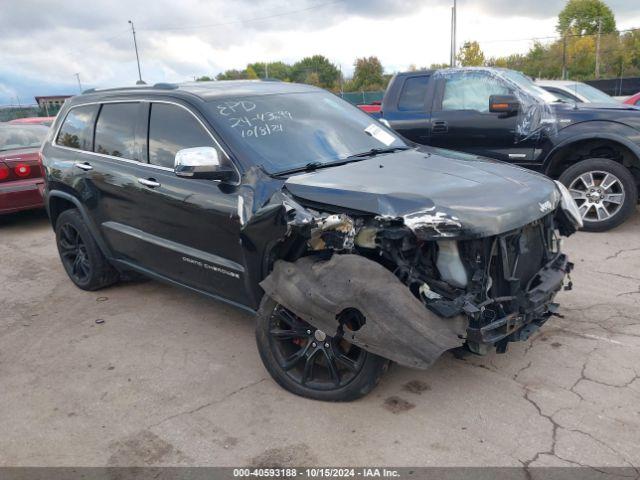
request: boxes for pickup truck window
[148,103,217,169]
[398,76,430,111]
[208,91,406,174]
[56,104,99,151]
[94,103,138,159]
[442,73,509,112]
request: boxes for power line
[475,26,639,45]
[137,0,345,32]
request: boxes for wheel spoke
[595,203,611,220]
[334,352,360,372]
[281,342,311,371]
[72,255,82,275]
[600,173,617,191]
[578,172,595,189]
[301,348,320,385]
[270,328,307,340]
[278,308,305,328]
[322,349,341,386]
[578,203,592,218]
[569,189,587,200]
[604,193,624,205]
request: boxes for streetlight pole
[595,17,602,79]
[75,73,83,93]
[128,20,145,85]
[450,0,457,67]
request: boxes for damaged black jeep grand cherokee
[41,81,582,401]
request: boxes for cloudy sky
[1,0,638,105]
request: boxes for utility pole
[74,73,83,93]
[562,34,568,80]
[595,17,602,79]
[450,0,457,67]
[128,20,145,85]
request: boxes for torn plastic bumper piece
[260,254,467,369]
[466,254,571,345]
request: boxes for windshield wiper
[273,161,333,177]
[346,146,410,159]
[272,147,411,177]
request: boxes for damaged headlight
[554,181,583,229]
[403,209,462,240]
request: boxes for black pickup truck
[379,67,640,231]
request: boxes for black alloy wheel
[268,304,367,389]
[255,296,389,401]
[58,223,92,285]
[55,209,119,291]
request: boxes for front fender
[543,121,640,174]
[47,189,114,259]
[260,254,467,369]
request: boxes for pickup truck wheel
[255,296,389,401]
[55,209,119,290]
[559,158,637,232]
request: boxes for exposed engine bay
[260,183,580,368]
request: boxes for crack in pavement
[595,270,640,283]
[606,247,640,260]
[148,378,267,429]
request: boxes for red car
[0,124,49,215]
[8,116,56,127]
[624,92,640,107]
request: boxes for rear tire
[255,295,389,401]
[558,158,637,232]
[55,209,119,290]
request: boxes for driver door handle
[138,178,161,188]
[432,120,448,133]
[74,162,93,171]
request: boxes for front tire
[559,158,637,232]
[55,209,119,290]
[255,296,389,401]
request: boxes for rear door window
[94,103,139,159]
[398,76,430,111]
[56,104,99,150]
[147,103,216,168]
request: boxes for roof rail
[152,83,179,90]
[80,83,179,95]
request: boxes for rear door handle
[432,120,448,133]
[138,178,161,188]
[74,162,93,171]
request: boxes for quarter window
[56,105,99,150]
[94,103,139,159]
[148,103,216,168]
[442,73,510,112]
[398,76,430,111]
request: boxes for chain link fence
[339,91,385,105]
[0,104,61,122]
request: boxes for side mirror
[174,147,235,181]
[489,94,520,115]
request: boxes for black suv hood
[284,148,560,237]
[551,102,640,131]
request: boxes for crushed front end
[260,181,581,368]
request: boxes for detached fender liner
[260,254,467,369]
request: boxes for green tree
[247,61,292,81]
[457,41,486,67]
[557,0,616,36]
[195,75,213,82]
[245,65,259,79]
[291,55,340,89]
[216,69,248,81]
[352,56,384,90]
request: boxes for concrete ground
[1,209,639,469]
